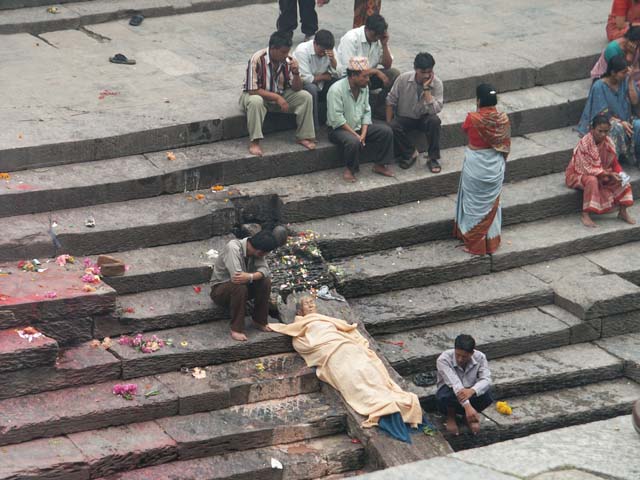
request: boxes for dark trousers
[304,80,335,128]
[368,68,400,119]
[210,278,271,333]
[277,0,318,36]
[390,114,442,161]
[328,122,394,173]
[436,385,494,416]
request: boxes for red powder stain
[16,184,37,191]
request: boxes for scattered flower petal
[191,367,207,379]
[166,151,176,161]
[496,401,513,416]
[193,286,201,294]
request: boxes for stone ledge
[0,328,58,373]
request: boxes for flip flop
[109,54,136,65]
[427,159,442,173]
[129,14,144,26]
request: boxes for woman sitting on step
[591,25,640,81]
[454,84,511,256]
[580,55,640,166]
[566,114,635,228]
[607,0,640,41]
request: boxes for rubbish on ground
[82,285,97,293]
[118,333,172,353]
[46,6,60,14]
[98,89,120,100]
[413,371,437,387]
[82,273,101,284]
[211,184,224,192]
[379,339,404,347]
[123,307,135,314]
[129,14,144,26]
[180,367,190,374]
[18,259,46,273]
[195,193,205,200]
[0,173,10,180]
[109,54,136,65]
[166,151,176,161]
[85,216,96,228]
[270,458,283,470]
[144,389,161,398]
[44,291,57,299]
[316,285,346,302]
[55,254,75,266]
[0,270,11,276]
[90,337,113,350]
[191,367,206,379]
[17,327,43,342]
[113,383,137,400]
[193,286,202,294]
[496,401,513,416]
[422,425,436,436]
[255,362,266,373]
[180,340,189,347]
[97,255,126,277]
[350,438,361,444]
[205,249,219,260]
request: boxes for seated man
[566,114,635,228]
[210,231,278,342]
[293,29,339,129]
[270,296,423,440]
[240,31,316,157]
[436,334,493,435]
[336,14,399,116]
[327,56,394,182]
[386,52,444,172]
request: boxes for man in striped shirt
[240,31,316,157]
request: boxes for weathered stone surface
[538,304,601,343]
[0,436,89,480]
[95,285,227,337]
[350,268,552,335]
[156,393,346,459]
[0,328,58,373]
[600,310,640,338]
[522,254,604,285]
[531,471,608,480]
[453,415,640,480]
[96,434,365,480]
[493,205,640,271]
[0,377,177,446]
[109,320,293,379]
[68,421,178,479]
[334,240,491,298]
[0,342,121,400]
[156,352,318,415]
[379,307,574,376]
[553,274,640,320]
[585,242,640,286]
[597,333,640,383]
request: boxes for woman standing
[454,84,511,255]
[580,55,640,165]
[607,0,640,41]
[353,0,381,28]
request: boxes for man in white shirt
[336,14,399,117]
[436,334,493,436]
[293,29,339,128]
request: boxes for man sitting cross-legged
[240,31,316,157]
[210,231,278,342]
[436,334,493,435]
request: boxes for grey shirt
[211,238,270,286]
[436,349,492,405]
[386,71,444,119]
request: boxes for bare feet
[230,330,248,341]
[253,322,272,332]
[343,168,357,183]
[619,207,637,224]
[249,141,263,157]
[445,416,459,436]
[372,164,395,177]
[581,212,597,228]
[469,419,481,435]
[297,139,317,150]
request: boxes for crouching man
[210,231,278,342]
[436,334,493,435]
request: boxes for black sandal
[109,54,136,65]
[427,158,442,173]
[129,14,144,27]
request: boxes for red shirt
[462,111,491,149]
[611,0,633,17]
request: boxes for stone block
[539,305,601,343]
[600,311,640,338]
[0,328,58,373]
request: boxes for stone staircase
[2,17,640,480]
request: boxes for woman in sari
[353,0,381,28]
[607,0,640,41]
[567,114,635,227]
[591,26,640,80]
[454,84,511,256]
[580,55,640,165]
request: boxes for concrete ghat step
[109,320,293,379]
[0,191,236,262]
[96,435,365,480]
[407,343,624,411]
[334,204,640,298]
[449,378,640,450]
[377,305,590,377]
[0,352,317,446]
[237,127,578,224]
[349,268,553,336]
[95,285,226,338]
[584,242,640,286]
[0,328,58,373]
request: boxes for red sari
[353,0,381,28]
[607,0,640,41]
[565,133,633,214]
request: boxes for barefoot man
[436,334,493,436]
[240,31,317,157]
[210,231,278,341]
[566,114,635,228]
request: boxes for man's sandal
[427,159,442,173]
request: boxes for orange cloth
[462,107,511,155]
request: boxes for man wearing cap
[327,56,394,182]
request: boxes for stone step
[0,327,58,373]
[584,242,640,287]
[109,320,293,379]
[0,189,236,262]
[376,305,593,377]
[334,204,640,299]
[596,333,640,383]
[0,341,121,401]
[95,284,226,338]
[0,352,317,446]
[95,434,365,480]
[407,343,624,411]
[448,378,640,450]
[349,268,553,336]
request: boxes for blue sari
[578,78,640,164]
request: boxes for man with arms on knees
[240,31,316,157]
[327,56,394,183]
[293,29,339,129]
[386,52,444,172]
[436,334,493,435]
[336,14,399,114]
[210,231,278,342]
